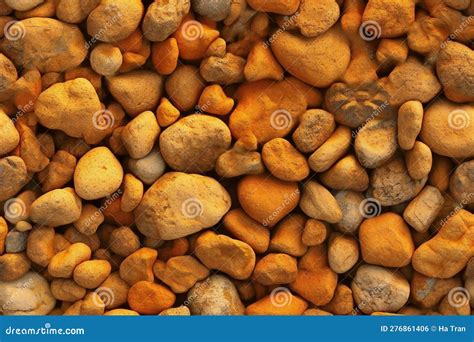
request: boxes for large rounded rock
[87,0,144,42]
[135,172,231,240]
[351,265,410,314]
[0,53,17,99]
[186,275,245,315]
[0,272,56,315]
[0,110,19,156]
[450,160,474,205]
[160,115,231,173]
[192,0,231,21]
[30,188,82,227]
[420,99,474,159]
[34,78,104,144]
[74,147,124,200]
[1,18,87,73]
[271,27,350,88]
[436,42,474,103]
[0,156,28,202]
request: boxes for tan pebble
[198,84,234,115]
[159,306,190,316]
[80,292,105,315]
[0,109,19,156]
[403,186,444,233]
[300,181,342,223]
[87,0,143,43]
[359,213,415,267]
[223,208,270,254]
[253,253,297,286]
[195,231,256,280]
[206,37,226,57]
[105,309,139,316]
[48,242,91,278]
[152,38,179,75]
[107,70,163,116]
[53,234,71,254]
[303,308,332,316]
[30,187,82,227]
[120,174,143,213]
[398,100,423,150]
[135,172,231,240]
[271,27,350,88]
[122,111,160,159]
[200,53,246,85]
[50,279,86,302]
[352,264,410,314]
[165,65,205,111]
[237,174,300,227]
[119,247,157,286]
[290,245,338,306]
[153,255,209,293]
[355,119,398,169]
[262,138,309,182]
[159,114,231,173]
[293,109,335,153]
[128,281,175,315]
[73,260,112,289]
[73,204,104,236]
[309,126,352,172]
[90,43,123,76]
[216,144,265,178]
[110,226,140,257]
[0,156,28,202]
[15,221,32,232]
[127,146,166,185]
[56,0,99,23]
[406,141,432,180]
[0,253,30,282]
[429,156,453,193]
[244,42,284,81]
[412,209,473,278]
[26,226,55,267]
[320,155,369,192]
[270,214,308,257]
[328,233,359,274]
[156,98,180,127]
[335,191,365,234]
[302,219,327,246]
[74,147,124,200]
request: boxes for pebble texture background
[0,0,472,316]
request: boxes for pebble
[128,281,175,315]
[300,181,342,224]
[5,230,27,253]
[450,160,474,205]
[351,264,410,314]
[0,156,28,202]
[74,147,123,200]
[122,111,160,159]
[160,115,231,173]
[195,231,256,280]
[30,187,82,227]
[0,272,55,315]
[270,215,308,257]
[253,253,298,286]
[292,109,335,153]
[192,0,231,21]
[135,172,231,240]
[320,155,369,192]
[127,147,166,185]
[328,233,359,274]
[143,0,190,42]
[403,186,444,232]
[405,141,432,180]
[398,101,423,150]
[0,109,19,156]
[187,275,245,315]
[262,138,309,181]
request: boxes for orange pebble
[152,38,179,75]
[128,281,175,315]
